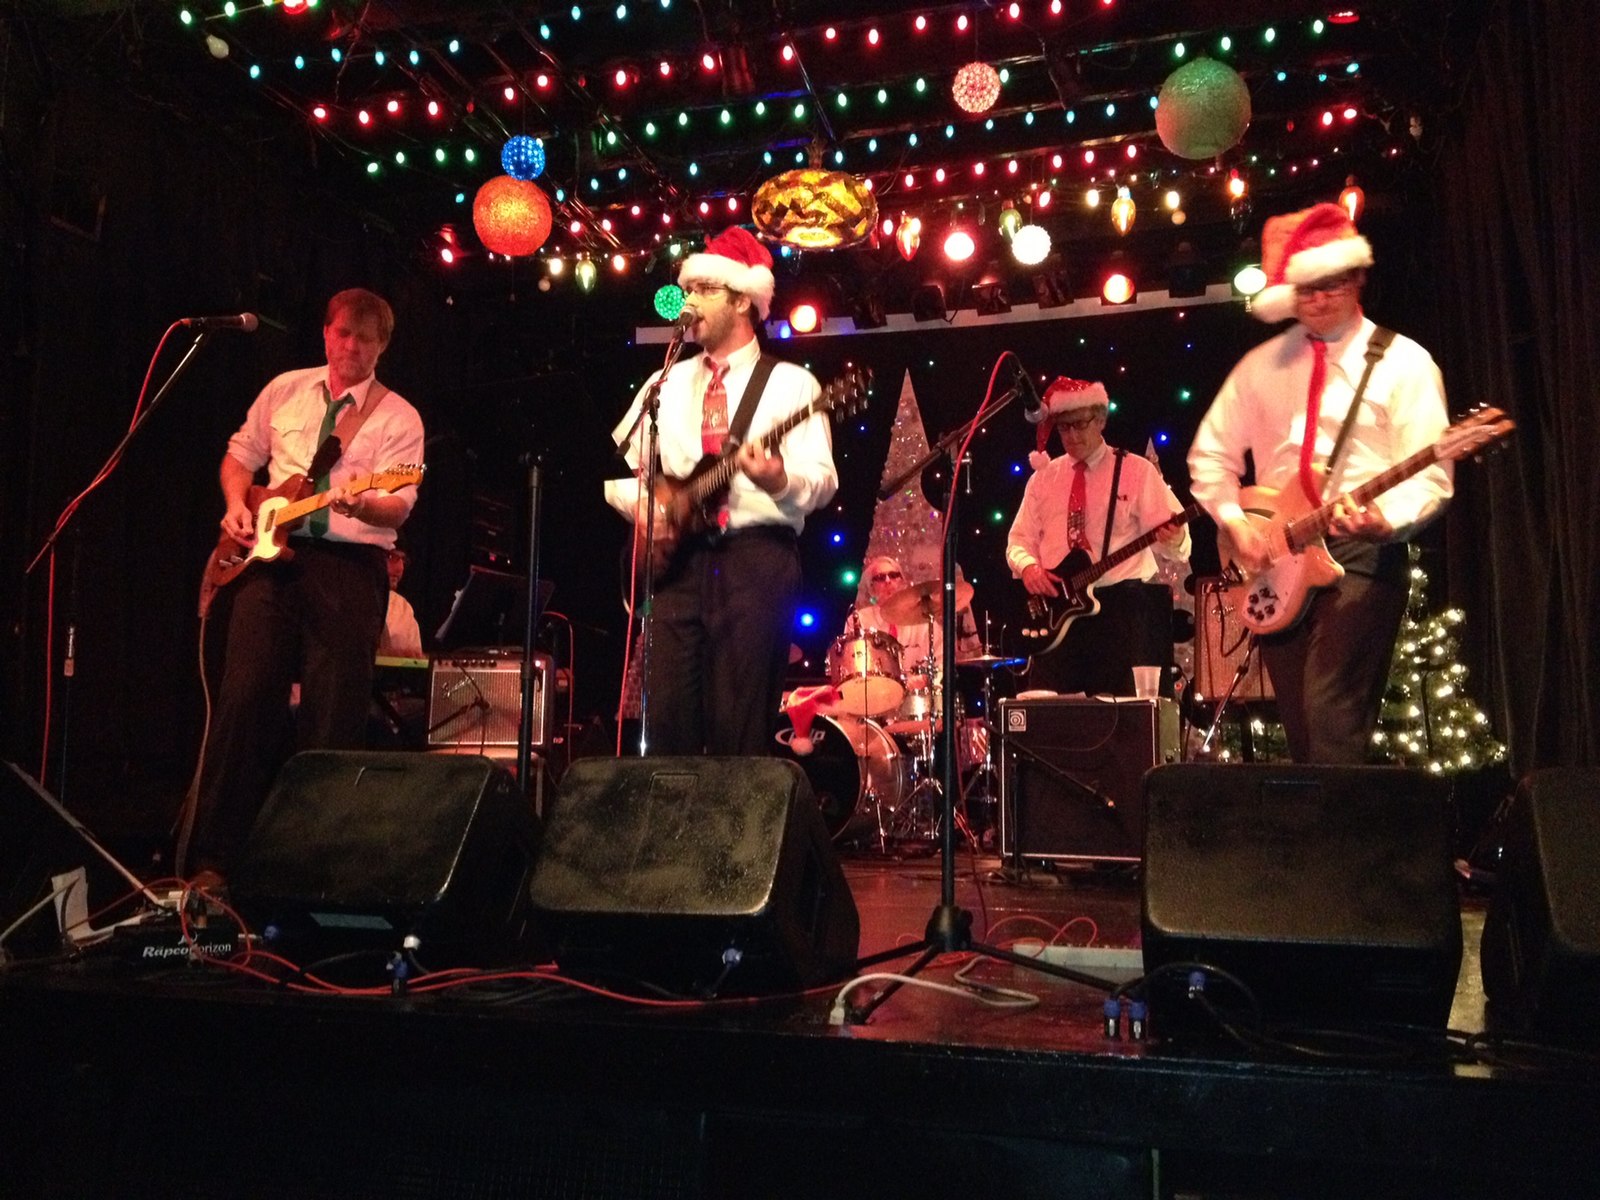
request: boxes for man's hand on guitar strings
[1221,516,1272,575]
[1328,494,1393,540]
[736,441,787,495]
[220,503,255,547]
[1021,563,1064,597]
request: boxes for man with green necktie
[185,288,424,891]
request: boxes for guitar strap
[725,354,780,448]
[306,380,391,485]
[1320,326,1394,497]
[1099,449,1126,561]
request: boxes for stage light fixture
[1100,259,1136,305]
[911,282,948,322]
[1167,241,1206,298]
[972,279,1010,316]
[942,229,976,262]
[788,302,821,334]
[852,289,888,330]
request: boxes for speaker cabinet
[428,651,553,749]
[1193,577,1274,702]
[231,751,541,965]
[1481,768,1600,1045]
[529,757,860,995]
[1141,764,1462,1035]
[999,698,1179,862]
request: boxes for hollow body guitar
[1218,407,1514,635]
[1020,504,1202,655]
[637,366,869,575]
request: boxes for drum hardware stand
[846,352,1120,1022]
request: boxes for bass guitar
[202,463,425,601]
[1219,406,1514,635]
[638,366,870,574]
[1020,504,1201,654]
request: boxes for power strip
[1010,940,1145,982]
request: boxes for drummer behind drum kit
[776,575,1019,851]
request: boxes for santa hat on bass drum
[1029,377,1109,471]
[1249,201,1373,324]
[677,227,777,320]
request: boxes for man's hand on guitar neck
[1328,494,1393,540]
[736,441,787,495]
[1020,563,1064,597]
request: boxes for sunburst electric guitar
[200,464,425,612]
[1219,406,1514,635]
[1020,504,1202,655]
[638,366,870,574]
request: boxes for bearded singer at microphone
[605,229,837,756]
[185,288,425,893]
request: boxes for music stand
[434,566,555,651]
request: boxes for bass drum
[774,713,909,843]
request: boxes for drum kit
[778,576,1022,851]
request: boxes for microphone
[1013,363,1046,424]
[673,308,698,331]
[181,313,259,332]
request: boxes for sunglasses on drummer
[870,570,903,583]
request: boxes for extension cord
[1010,940,1144,982]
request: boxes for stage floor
[3,847,1595,1199]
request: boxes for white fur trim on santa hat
[1284,233,1373,285]
[1041,377,1109,415]
[1249,283,1297,324]
[678,228,777,319]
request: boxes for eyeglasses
[1294,272,1360,298]
[1052,412,1103,432]
[683,282,731,298]
[870,570,903,583]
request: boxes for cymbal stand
[849,352,1121,1023]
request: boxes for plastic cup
[1132,666,1161,699]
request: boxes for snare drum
[774,713,909,842]
[825,629,905,718]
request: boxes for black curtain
[1433,0,1600,771]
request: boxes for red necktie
[1068,460,1090,551]
[1298,336,1329,506]
[701,359,729,455]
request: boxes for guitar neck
[277,472,380,524]
[1291,443,1439,543]
[1072,503,1201,588]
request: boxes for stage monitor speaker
[1141,764,1462,1036]
[231,751,541,965]
[998,698,1180,862]
[1480,768,1600,1046]
[1193,577,1274,702]
[529,757,860,995]
[427,651,553,749]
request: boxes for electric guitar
[202,464,425,602]
[1219,406,1514,635]
[638,366,870,574]
[1020,504,1202,654]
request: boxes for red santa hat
[779,684,841,756]
[1029,377,1110,470]
[678,227,777,320]
[1250,202,1374,324]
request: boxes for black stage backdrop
[1,1,1595,847]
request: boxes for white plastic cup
[1132,666,1161,699]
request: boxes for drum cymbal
[878,578,975,625]
[955,654,1026,670]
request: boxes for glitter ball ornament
[1155,58,1252,159]
[952,62,1001,115]
[472,176,553,256]
[654,284,686,321]
[1011,224,1050,266]
[501,135,546,180]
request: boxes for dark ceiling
[32,0,1482,310]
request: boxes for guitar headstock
[1437,407,1515,463]
[819,365,872,422]
[371,463,426,493]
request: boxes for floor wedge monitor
[529,757,860,996]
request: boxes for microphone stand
[619,325,690,756]
[515,453,545,793]
[849,355,1120,1024]
[25,327,216,797]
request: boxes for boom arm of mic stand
[877,385,1022,500]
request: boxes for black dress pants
[643,526,801,756]
[191,539,388,873]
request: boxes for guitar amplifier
[427,650,554,750]
[999,697,1180,862]
[1193,577,1274,702]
